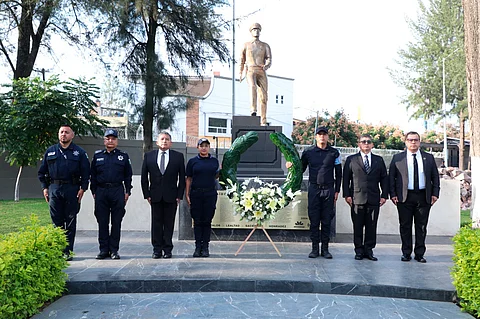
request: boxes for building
[169,73,294,147]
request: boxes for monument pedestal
[232,115,285,178]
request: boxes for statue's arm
[264,43,272,70]
[239,45,247,78]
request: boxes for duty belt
[52,180,73,185]
[98,183,123,188]
[192,187,216,192]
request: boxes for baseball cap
[315,126,328,134]
[197,138,210,146]
[104,129,118,138]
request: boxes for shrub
[0,215,69,319]
[452,226,480,317]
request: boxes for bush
[452,226,480,317]
[0,215,69,319]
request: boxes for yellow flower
[267,199,277,210]
[244,198,254,211]
[254,210,265,220]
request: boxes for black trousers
[308,185,335,244]
[151,200,177,254]
[94,186,126,253]
[351,203,379,255]
[48,184,80,254]
[190,189,217,246]
[397,190,431,257]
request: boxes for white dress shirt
[406,150,426,190]
[157,149,170,172]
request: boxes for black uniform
[38,143,90,254]
[90,148,133,255]
[301,145,342,247]
[186,154,219,251]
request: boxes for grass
[461,209,471,228]
[0,198,50,236]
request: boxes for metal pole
[442,57,448,167]
[231,0,236,122]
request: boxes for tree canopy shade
[0,76,107,200]
[389,0,467,168]
[89,0,231,152]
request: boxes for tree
[462,0,480,227]
[390,0,468,168]
[0,76,107,201]
[90,0,230,153]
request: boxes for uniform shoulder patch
[95,150,103,154]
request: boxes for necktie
[413,153,419,191]
[364,155,370,173]
[160,151,166,174]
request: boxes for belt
[98,183,123,188]
[310,183,334,190]
[192,187,216,192]
[408,189,426,193]
[52,180,73,185]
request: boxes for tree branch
[0,38,15,74]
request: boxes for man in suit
[343,134,389,261]
[389,131,440,263]
[141,131,186,259]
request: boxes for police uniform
[38,142,90,256]
[186,142,219,257]
[301,131,342,258]
[90,130,133,259]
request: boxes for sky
[1,0,433,132]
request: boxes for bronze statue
[239,23,272,126]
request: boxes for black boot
[308,242,320,258]
[201,242,210,257]
[321,243,333,259]
[193,241,202,258]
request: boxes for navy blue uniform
[38,143,90,254]
[301,145,342,246]
[90,149,133,255]
[186,154,219,250]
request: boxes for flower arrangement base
[234,225,282,257]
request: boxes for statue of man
[239,22,272,126]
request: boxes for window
[276,95,284,104]
[208,118,227,134]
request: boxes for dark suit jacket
[343,152,389,205]
[389,150,440,203]
[141,149,186,203]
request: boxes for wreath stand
[235,225,282,257]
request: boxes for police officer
[38,125,90,261]
[90,129,133,260]
[287,126,342,259]
[185,138,219,257]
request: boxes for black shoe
[355,254,363,260]
[308,243,320,258]
[96,251,110,260]
[163,253,172,259]
[251,112,257,116]
[201,248,210,257]
[193,247,202,258]
[414,256,427,263]
[321,250,333,259]
[111,252,121,260]
[364,254,378,261]
[152,253,162,259]
[401,254,412,262]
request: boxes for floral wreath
[223,177,300,226]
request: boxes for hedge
[0,215,69,319]
[452,226,480,318]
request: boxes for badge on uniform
[118,155,124,161]
[48,152,55,156]
[73,150,79,156]
[97,158,104,161]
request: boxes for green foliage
[452,227,480,317]
[389,0,466,122]
[0,76,107,167]
[0,199,50,236]
[0,215,68,319]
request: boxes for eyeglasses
[406,138,419,142]
[359,140,372,144]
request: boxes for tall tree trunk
[462,0,480,228]
[15,166,22,202]
[459,109,466,170]
[143,17,157,153]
